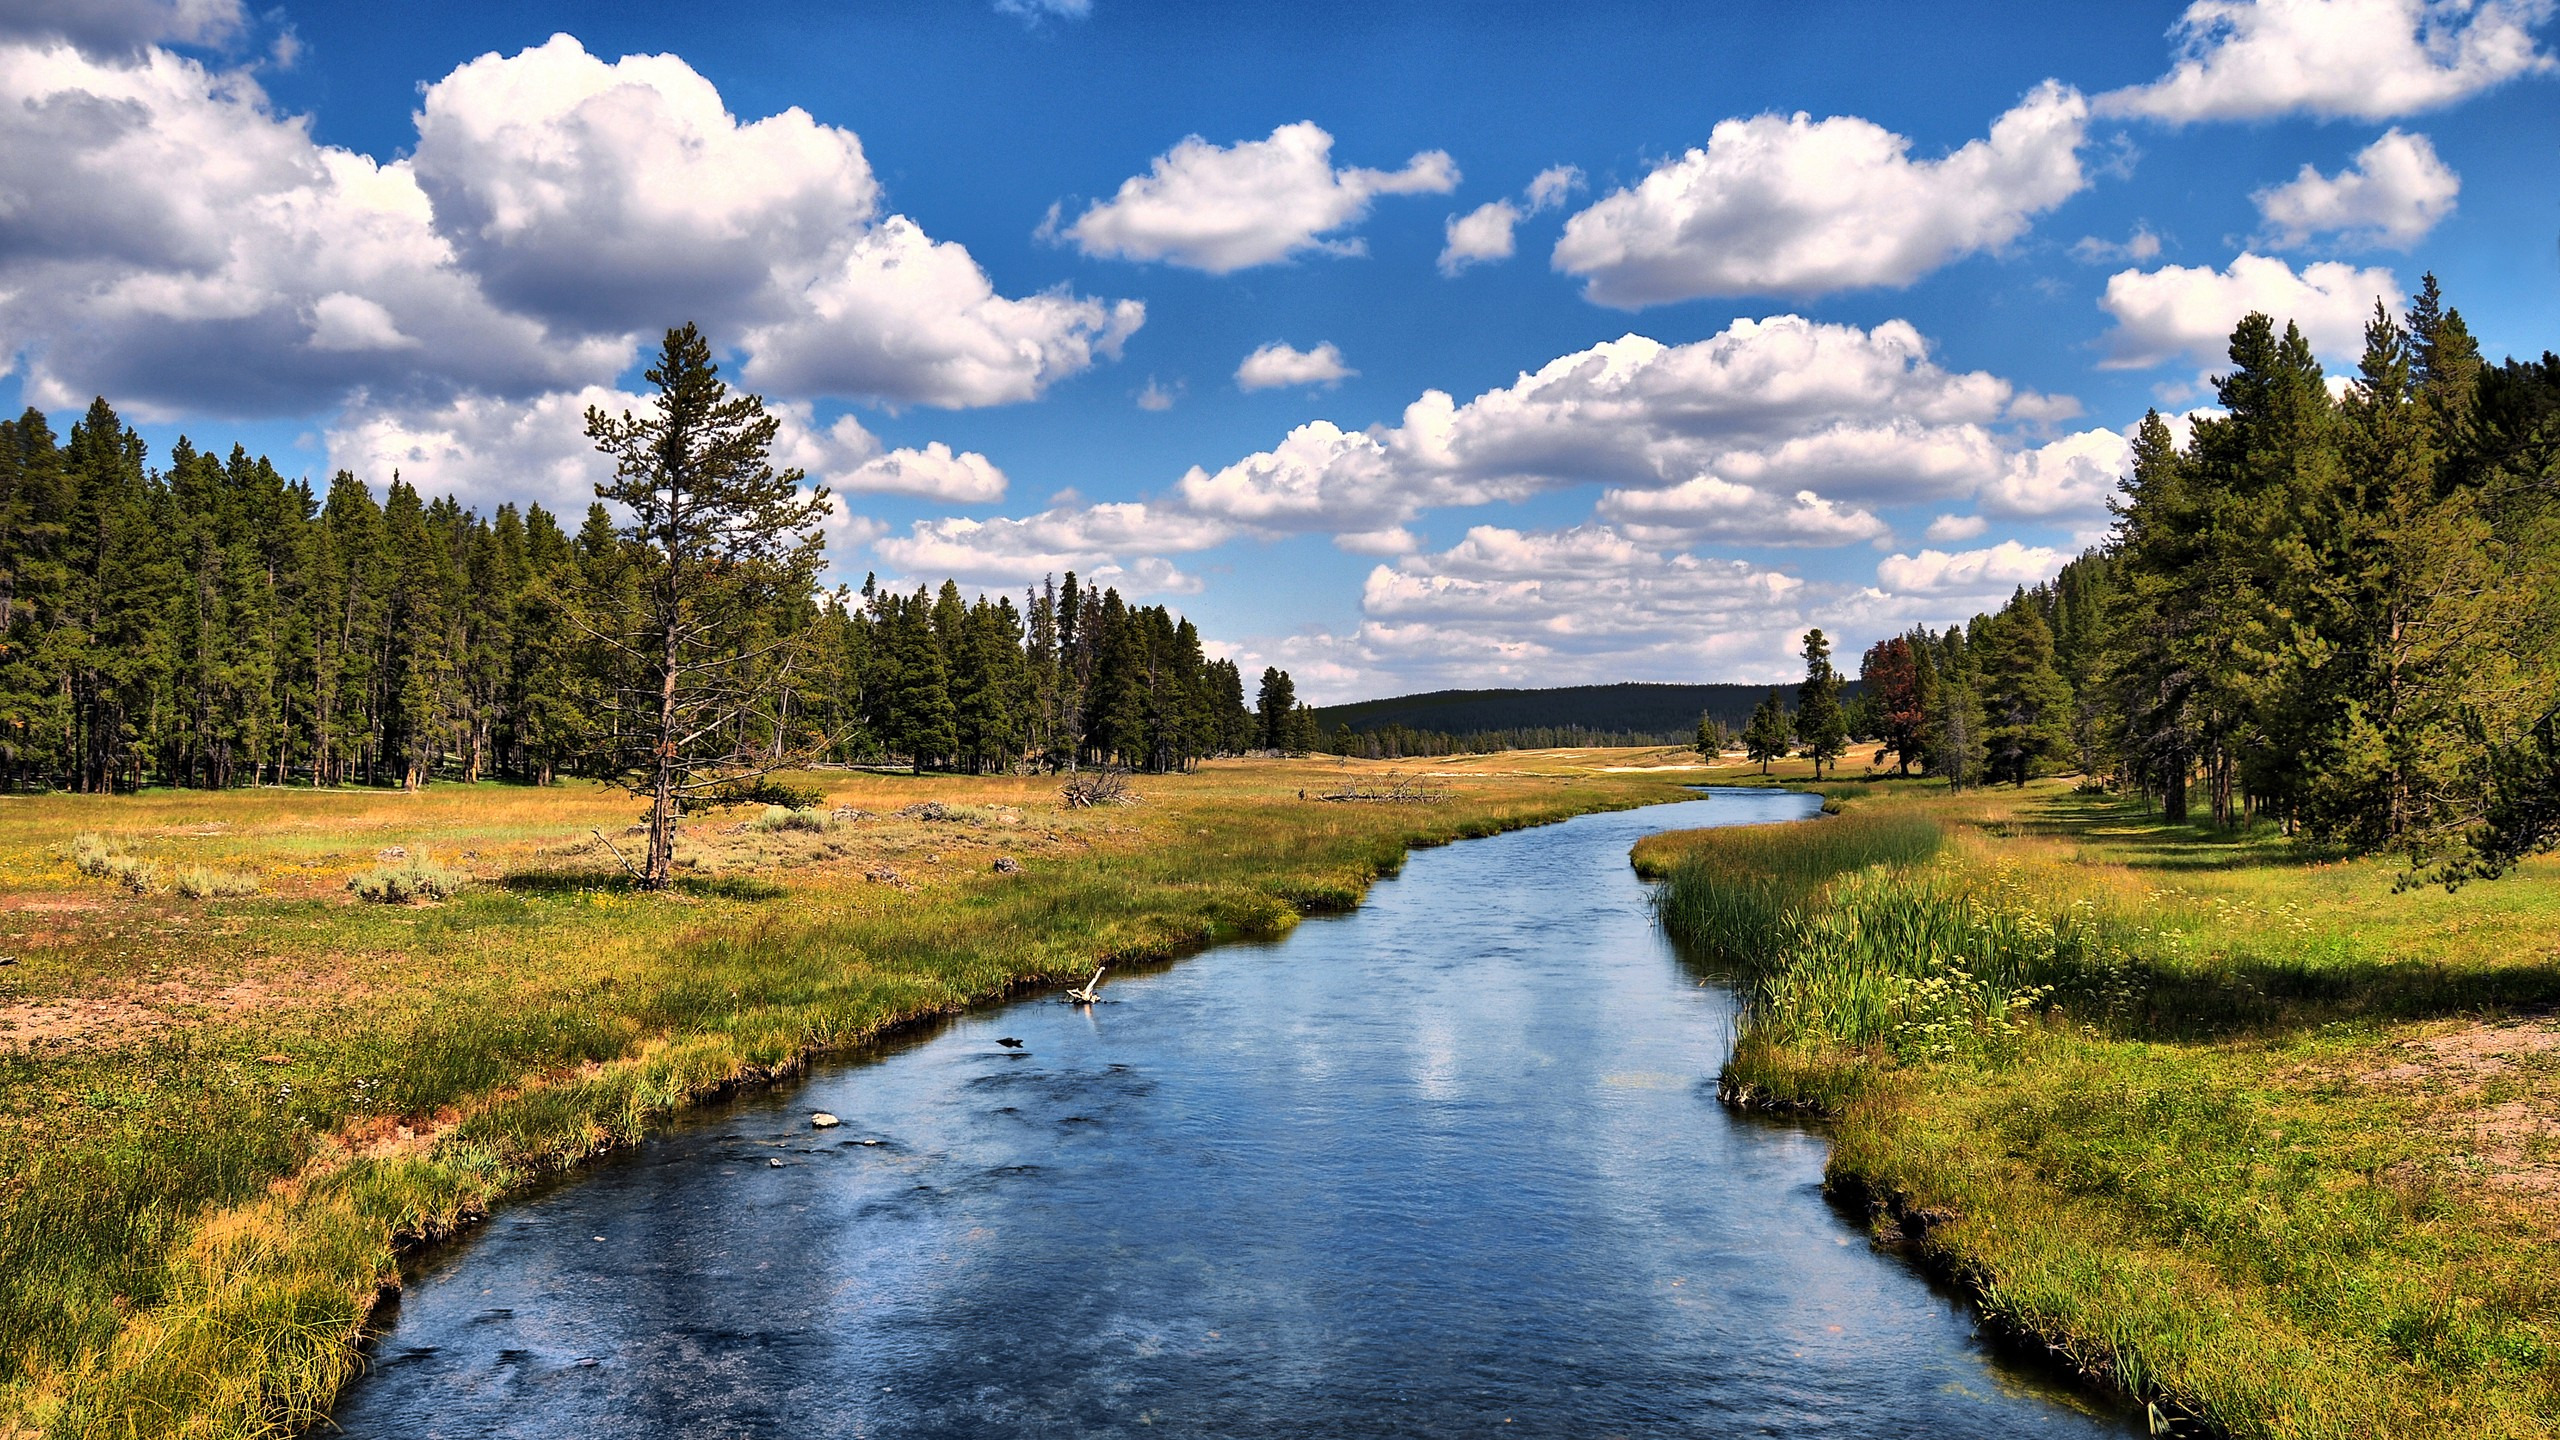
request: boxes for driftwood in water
[1067,966,1106,1004]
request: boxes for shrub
[750,806,830,834]
[69,832,116,878]
[347,852,470,904]
[173,864,260,899]
[68,834,167,895]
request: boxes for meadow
[1642,766,2560,1440]
[0,750,1709,1440]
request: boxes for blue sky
[2,0,2554,698]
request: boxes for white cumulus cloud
[873,501,1229,592]
[0,0,244,54]
[414,34,1141,409]
[2254,129,2459,249]
[1178,316,2035,545]
[1551,82,2090,307]
[834,442,1008,503]
[1438,201,1520,276]
[1049,121,1458,273]
[0,42,615,415]
[2101,0,2554,123]
[0,32,1140,418]
[1980,426,2136,518]
[2099,253,2399,369]
[411,34,881,336]
[1437,164,1584,276]
[1595,479,1890,547]
[1876,540,2069,595]
[1236,340,1356,391]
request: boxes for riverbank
[1643,766,2560,1439]
[0,750,1703,1439]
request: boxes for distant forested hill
[1311,682,1861,742]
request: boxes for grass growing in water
[1647,777,2560,1439]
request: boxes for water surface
[334,789,2135,1438]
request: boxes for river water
[330,789,2136,1438]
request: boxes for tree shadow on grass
[1982,794,2560,1039]
[499,869,786,902]
[1990,790,2356,873]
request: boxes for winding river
[331,789,2135,1438]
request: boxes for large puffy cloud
[1551,82,2089,307]
[1980,426,2136,518]
[413,35,1140,409]
[1177,317,2039,546]
[0,33,1140,417]
[410,34,880,335]
[0,43,614,414]
[0,0,243,54]
[2101,0,2554,123]
[2099,253,2399,369]
[2254,129,2459,249]
[1049,121,1458,273]
[737,216,1143,407]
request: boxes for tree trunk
[645,601,682,889]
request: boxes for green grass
[1647,781,2560,1439]
[0,751,1709,1439]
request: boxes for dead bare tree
[576,324,834,889]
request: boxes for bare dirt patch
[0,968,349,1052]
[2356,1019,2560,1214]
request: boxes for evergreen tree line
[1832,278,2560,877]
[0,397,1260,790]
[1322,721,1694,760]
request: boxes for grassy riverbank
[0,749,1708,1439]
[1642,766,2560,1439]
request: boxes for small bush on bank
[347,852,470,903]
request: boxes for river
[329,788,2136,1438]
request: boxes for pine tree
[1256,667,1297,752]
[1793,628,1847,778]
[1742,689,1791,774]
[1977,598,2072,786]
[577,324,833,887]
